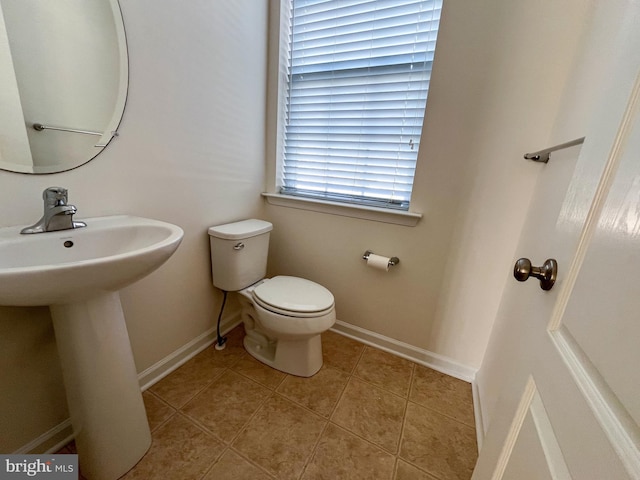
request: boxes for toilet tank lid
[208,219,273,240]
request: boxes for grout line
[150,362,228,411]
[396,363,416,456]
[174,411,217,436]
[326,404,404,457]
[229,368,285,391]
[327,421,399,458]
[349,344,416,400]
[226,390,277,448]
[144,388,173,405]
[348,374,410,402]
[327,369,353,420]
[350,370,413,400]
[197,445,228,480]
[229,391,329,480]
[297,418,331,479]
[392,457,400,480]
[399,457,448,480]
[393,367,471,478]
[351,342,367,373]
[218,349,249,370]
[273,371,288,390]
[228,445,278,479]
[408,398,477,430]
[167,413,230,479]
[176,411,276,480]
[326,417,402,458]
[397,401,477,480]
[149,408,178,434]
[179,410,229,446]
[144,388,180,434]
[227,354,288,391]
[271,389,332,421]
[324,347,413,457]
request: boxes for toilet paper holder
[362,250,400,267]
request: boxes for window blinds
[281,0,442,210]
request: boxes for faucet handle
[43,187,68,206]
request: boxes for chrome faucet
[20,187,87,234]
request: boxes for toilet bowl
[238,276,335,377]
[208,219,336,377]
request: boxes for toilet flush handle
[233,242,245,251]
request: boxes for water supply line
[214,290,228,350]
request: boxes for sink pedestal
[50,291,151,480]
[0,215,184,479]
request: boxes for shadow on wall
[0,305,69,453]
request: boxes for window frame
[264,0,431,227]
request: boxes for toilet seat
[252,276,334,318]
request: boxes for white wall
[264,0,588,369]
[429,0,591,367]
[0,0,268,453]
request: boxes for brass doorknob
[513,258,558,291]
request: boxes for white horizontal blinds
[281,0,442,210]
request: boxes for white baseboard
[17,314,241,455]
[472,380,485,450]
[16,419,74,455]
[331,320,477,382]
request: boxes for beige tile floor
[61,326,478,480]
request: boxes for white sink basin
[0,215,183,305]
[0,214,183,480]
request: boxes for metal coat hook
[524,137,585,163]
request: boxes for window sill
[262,193,422,226]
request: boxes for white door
[473,2,640,479]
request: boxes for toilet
[208,219,336,377]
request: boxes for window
[278,0,442,211]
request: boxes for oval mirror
[0,0,128,174]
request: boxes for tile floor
[61,326,478,480]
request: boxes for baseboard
[138,313,241,391]
[472,380,485,450]
[16,419,74,455]
[331,320,477,382]
[17,313,241,455]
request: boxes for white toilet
[208,219,336,377]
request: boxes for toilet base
[243,333,323,377]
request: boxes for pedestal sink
[0,215,184,480]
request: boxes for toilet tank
[208,219,273,292]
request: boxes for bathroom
[2,0,639,478]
